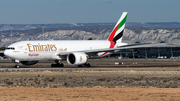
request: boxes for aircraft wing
[59,43,168,58]
[85,43,168,57]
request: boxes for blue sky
[0,0,179,24]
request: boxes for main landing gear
[78,63,91,67]
[51,60,64,67]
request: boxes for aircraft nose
[4,50,10,58]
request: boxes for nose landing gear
[14,59,20,68]
[15,65,19,68]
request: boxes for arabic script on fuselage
[27,43,57,52]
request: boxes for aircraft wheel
[51,64,55,67]
[51,63,64,67]
[87,63,91,67]
[78,63,91,67]
[78,65,82,67]
[15,65,19,68]
[60,63,64,67]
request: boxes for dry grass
[0,87,180,101]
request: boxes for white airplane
[3,12,166,68]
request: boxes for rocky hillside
[1,23,180,47]
[123,28,180,42]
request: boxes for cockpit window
[6,47,15,50]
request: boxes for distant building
[111,40,180,59]
[0,51,4,57]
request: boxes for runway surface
[0,58,180,70]
[0,65,180,72]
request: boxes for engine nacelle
[67,52,88,65]
[20,61,38,65]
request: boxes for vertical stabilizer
[108,12,128,43]
[99,12,128,57]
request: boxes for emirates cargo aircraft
[3,12,165,68]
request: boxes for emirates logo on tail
[100,12,128,57]
[108,12,127,44]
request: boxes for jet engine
[20,61,38,65]
[67,52,88,65]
